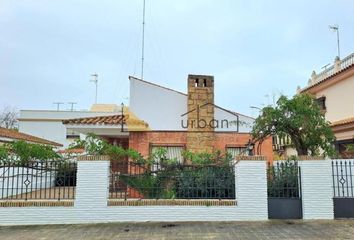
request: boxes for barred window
[315,96,326,111]
[150,146,184,164]
[227,147,248,158]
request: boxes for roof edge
[129,76,254,119]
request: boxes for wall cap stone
[108,199,236,206]
[235,155,266,161]
[0,200,74,207]
[77,155,110,161]
[274,156,328,161]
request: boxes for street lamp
[246,139,255,156]
[250,106,262,111]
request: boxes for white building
[18,104,121,148]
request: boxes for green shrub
[118,150,236,199]
[175,166,235,199]
[8,141,61,164]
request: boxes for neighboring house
[0,127,62,147]
[18,104,122,149]
[295,53,354,157]
[62,74,273,161]
[272,135,297,157]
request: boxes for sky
[1,0,353,117]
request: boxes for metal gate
[267,161,302,219]
[332,160,354,218]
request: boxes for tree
[251,93,336,157]
[0,106,18,129]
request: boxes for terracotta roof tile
[331,117,354,127]
[62,115,125,125]
[0,127,62,146]
[62,114,149,131]
[57,148,85,154]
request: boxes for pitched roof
[0,127,63,147]
[331,117,354,127]
[129,75,254,119]
[62,114,125,125]
[62,114,149,130]
[129,76,187,96]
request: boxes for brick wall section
[129,131,187,158]
[255,136,273,163]
[299,160,334,219]
[129,131,273,162]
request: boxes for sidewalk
[0,220,353,240]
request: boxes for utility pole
[329,25,341,59]
[141,0,146,79]
[90,73,98,104]
[68,102,77,111]
[53,102,64,111]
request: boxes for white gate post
[299,159,334,219]
[235,156,268,220]
[75,156,110,208]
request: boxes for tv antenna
[322,63,330,70]
[141,0,146,79]
[68,102,77,111]
[90,73,98,104]
[53,102,64,111]
[329,25,340,59]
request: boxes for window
[226,147,248,158]
[315,96,326,111]
[150,145,184,164]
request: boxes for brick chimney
[186,74,215,153]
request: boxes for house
[18,104,123,148]
[62,74,273,161]
[0,127,62,147]
[296,53,354,157]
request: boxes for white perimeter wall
[0,158,339,225]
[0,160,268,225]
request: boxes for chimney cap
[188,74,214,80]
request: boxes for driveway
[1,220,354,240]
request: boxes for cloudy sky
[1,0,353,116]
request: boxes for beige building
[299,53,354,156]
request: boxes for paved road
[1,220,354,240]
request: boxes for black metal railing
[0,160,77,201]
[267,161,301,198]
[332,160,354,198]
[109,161,235,200]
